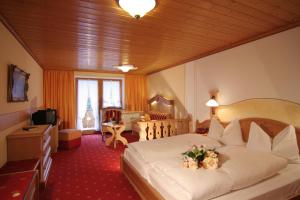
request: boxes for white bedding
[148,146,287,200]
[128,134,222,163]
[123,134,300,200]
[149,156,233,200]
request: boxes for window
[102,80,122,108]
[77,79,99,130]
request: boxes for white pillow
[208,117,223,141]
[247,122,300,163]
[208,118,245,146]
[219,146,288,190]
[272,125,300,164]
[222,119,245,146]
[247,122,272,152]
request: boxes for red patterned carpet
[40,133,140,200]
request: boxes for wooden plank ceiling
[0,0,300,74]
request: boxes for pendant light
[118,0,156,19]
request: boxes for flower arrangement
[182,145,219,169]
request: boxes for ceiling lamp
[118,0,156,19]
[114,65,137,72]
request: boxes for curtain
[125,74,147,111]
[44,70,75,129]
[76,79,99,130]
[103,80,121,108]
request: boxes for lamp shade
[206,99,219,107]
[114,65,137,72]
[119,0,156,19]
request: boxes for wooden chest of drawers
[7,125,52,186]
[0,170,39,200]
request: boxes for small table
[102,122,128,148]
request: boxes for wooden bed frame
[196,118,300,149]
[121,117,300,200]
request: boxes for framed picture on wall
[7,64,30,102]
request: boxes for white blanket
[128,134,222,163]
[149,156,233,200]
[148,146,288,200]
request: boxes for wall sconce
[206,94,219,117]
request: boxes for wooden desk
[102,123,127,148]
[6,125,52,187]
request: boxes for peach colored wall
[0,21,43,166]
[147,65,187,118]
[148,27,300,126]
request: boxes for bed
[132,95,190,140]
[121,98,300,200]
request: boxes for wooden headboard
[196,118,300,152]
[148,95,175,117]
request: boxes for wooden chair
[100,108,122,141]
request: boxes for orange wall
[0,21,43,166]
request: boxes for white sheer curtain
[77,80,99,130]
[103,80,121,108]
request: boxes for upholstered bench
[58,129,82,150]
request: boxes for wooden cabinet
[0,170,39,200]
[49,119,60,153]
[7,125,52,186]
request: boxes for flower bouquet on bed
[182,145,219,170]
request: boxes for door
[76,79,99,130]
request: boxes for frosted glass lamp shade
[119,0,156,19]
[114,65,137,72]
[206,99,219,107]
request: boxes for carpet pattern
[40,133,140,200]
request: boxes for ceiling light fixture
[118,0,156,19]
[114,64,137,73]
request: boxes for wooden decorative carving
[148,95,175,117]
[148,95,174,106]
[137,118,190,141]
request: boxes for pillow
[219,146,288,190]
[208,117,223,141]
[208,118,245,146]
[272,125,300,164]
[221,119,245,146]
[247,122,300,163]
[247,122,272,152]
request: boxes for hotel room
[0,0,300,200]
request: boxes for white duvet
[148,146,288,200]
[128,134,222,163]
[125,134,289,200]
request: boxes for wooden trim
[120,155,164,200]
[147,23,300,75]
[0,13,43,69]
[218,98,300,107]
[0,109,29,132]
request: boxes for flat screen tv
[7,64,30,102]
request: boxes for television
[7,64,30,102]
[32,109,57,126]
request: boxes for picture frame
[7,64,30,102]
